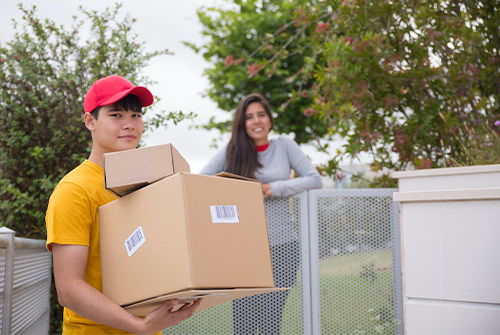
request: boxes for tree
[0,4,190,332]
[193,0,500,184]
[189,0,329,144]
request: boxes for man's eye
[132,113,143,118]
[110,113,122,117]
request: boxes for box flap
[172,145,191,173]
[104,143,190,197]
[215,171,261,183]
[124,287,289,316]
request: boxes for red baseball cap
[84,75,154,114]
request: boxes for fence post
[0,227,15,335]
[308,190,321,335]
[390,196,405,335]
[299,191,313,335]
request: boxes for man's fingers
[178,298,202,312]
[173,299,202,320]
[177,299,198,310]
[161,299,179,312]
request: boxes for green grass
[165,248,398,335]
[319,248,398,335]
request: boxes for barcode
[210,205,240,223]
[215,206,236,219]
[126,229,143,251]
[124,226,146,257]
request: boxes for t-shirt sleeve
[45,181,93,252]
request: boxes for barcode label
[125,226,146,257]
[210,205,240,223]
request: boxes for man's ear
[84,113,95,131]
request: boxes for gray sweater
[199,136,323,196]
[200,136,322,246]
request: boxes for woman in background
[200,93,322,334]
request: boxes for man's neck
[87,149,104,168]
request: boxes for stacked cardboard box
[103,143,190,197]
[99,144,285,316]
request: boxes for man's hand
[138,299,202,335]
[52,244,201,335]
[262,183,273,198]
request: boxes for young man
[45,75,200,334]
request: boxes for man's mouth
[119,135,136,139]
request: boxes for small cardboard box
[103,143,190,197]
[99,172,283,315]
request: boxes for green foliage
[194,0,500,181]
[442,116,500,166]
[0,4,188,332]
[191,0,329,144]
[367,306,399,335]
[308,0,500,173]
[0,3,179,236]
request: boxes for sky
[0,0,341,176]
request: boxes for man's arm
[52,244,201,335]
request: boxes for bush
[0,4,186,332]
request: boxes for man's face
[86,103,144,154]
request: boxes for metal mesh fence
[309,189,403,335]
[165,189,402,335]
[229,195,308,335]
[165,194,308,335]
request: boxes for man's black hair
[90,94,143,120]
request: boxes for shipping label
[125,226,146,257]
[210,205,240,223]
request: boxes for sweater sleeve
[269,138,323,197]
[199,147,227,175]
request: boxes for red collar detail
[256,143,270,152]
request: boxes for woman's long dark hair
[225,93,274,178]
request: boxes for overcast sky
[0,0,340,174]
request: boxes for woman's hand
[262,184,272,198]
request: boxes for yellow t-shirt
[46,160,133,334]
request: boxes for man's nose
[122,116,135,129]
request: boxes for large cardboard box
[99,172,284,315]
[103,143,190,196]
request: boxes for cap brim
[100,86,154,108]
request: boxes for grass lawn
[319,249,398,335]
[165,248,398,335]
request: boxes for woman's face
[244,102,272,146]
